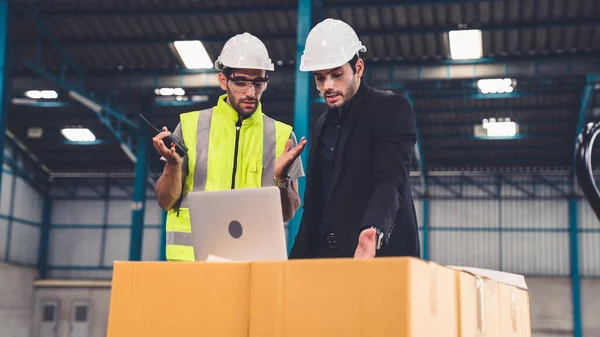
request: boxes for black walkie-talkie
[139,114,188,158]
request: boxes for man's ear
[355,58,365,79]
[218,73,227,91]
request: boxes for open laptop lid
[186,186,288,262]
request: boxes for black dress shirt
[316,97,354,233]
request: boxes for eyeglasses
[227,76,269,93]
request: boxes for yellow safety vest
[165,94,293,261]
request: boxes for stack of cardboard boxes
[106,257,531,337]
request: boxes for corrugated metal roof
[6,0,600,172]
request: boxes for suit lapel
[304,114,326,204]
[330,81,371,195]
[308,114,326,171]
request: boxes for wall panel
[0,136,48,267]
[47,177,163,277]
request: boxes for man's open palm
[274,137,307,181]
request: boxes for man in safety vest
[289,19,420,260]
[152,32,307,262]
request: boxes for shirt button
[329,147,334,152]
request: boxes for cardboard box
[498,282,532,337]
[454,269,501,337]
[250,257,458,337]
[106,257,528,337]
[106,261,250,337]
[452,266,531,337]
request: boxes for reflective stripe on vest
[164,107,292,261]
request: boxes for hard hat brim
[216,61,274,72]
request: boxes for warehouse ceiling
[5,0,600,175]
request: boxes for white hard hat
[299,18,366,72]
[215,32,274,71]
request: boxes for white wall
[0,140,46,267]
[0,263,37,337]
[47,178,163,279]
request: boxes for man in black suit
[289,18,421,260]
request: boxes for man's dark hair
[222,67,235,78]
[348,54,359,74]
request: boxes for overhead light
[24,90,58,99]
[154,87,185,96]
[477,78,514,94]
[173,40,213,69]
[27,127,43,139]
[448,29,482,60]
[474,118,518,138]
[61,127,96,142]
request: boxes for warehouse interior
[0,0,599,336]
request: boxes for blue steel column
[405,92,429,260]
[568,198,582,337]
[568,77,593,337]
[37,186,52,279]
[287,0,312,254]
[422,198,429,260]
[159,210,167,261]
[129,100,150,261]
[0,0,11,197]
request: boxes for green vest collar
[216,93,263,125]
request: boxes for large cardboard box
[452,266,531,337]
[107,257,458,337]
[106,261,250,337]
[250,257,458,337]
[498,281,531,337]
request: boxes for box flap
[449,266,528,290]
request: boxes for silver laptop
[186,186,288,262]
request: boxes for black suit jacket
[289,80,420,259]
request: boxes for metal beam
[0,0,10,200]
[424,131,572,140]
[287,0,311,255]
[405,93,428,193]
[422,198,430,260]
[411,89,581,100]
[22,18,599,47]
[566,74,599,337]
[420,118,574,128]
[129,99,151,261]
[159,210,167,261]
[26,0,501,18]
[568,198,583,337]
[37,189,52,279]
[12,55,600,91]
[313,0,324,21]
[4,148,17,262]
[12,3,140,165]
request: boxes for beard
[323,76,358,109]
[229,93,258,118]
